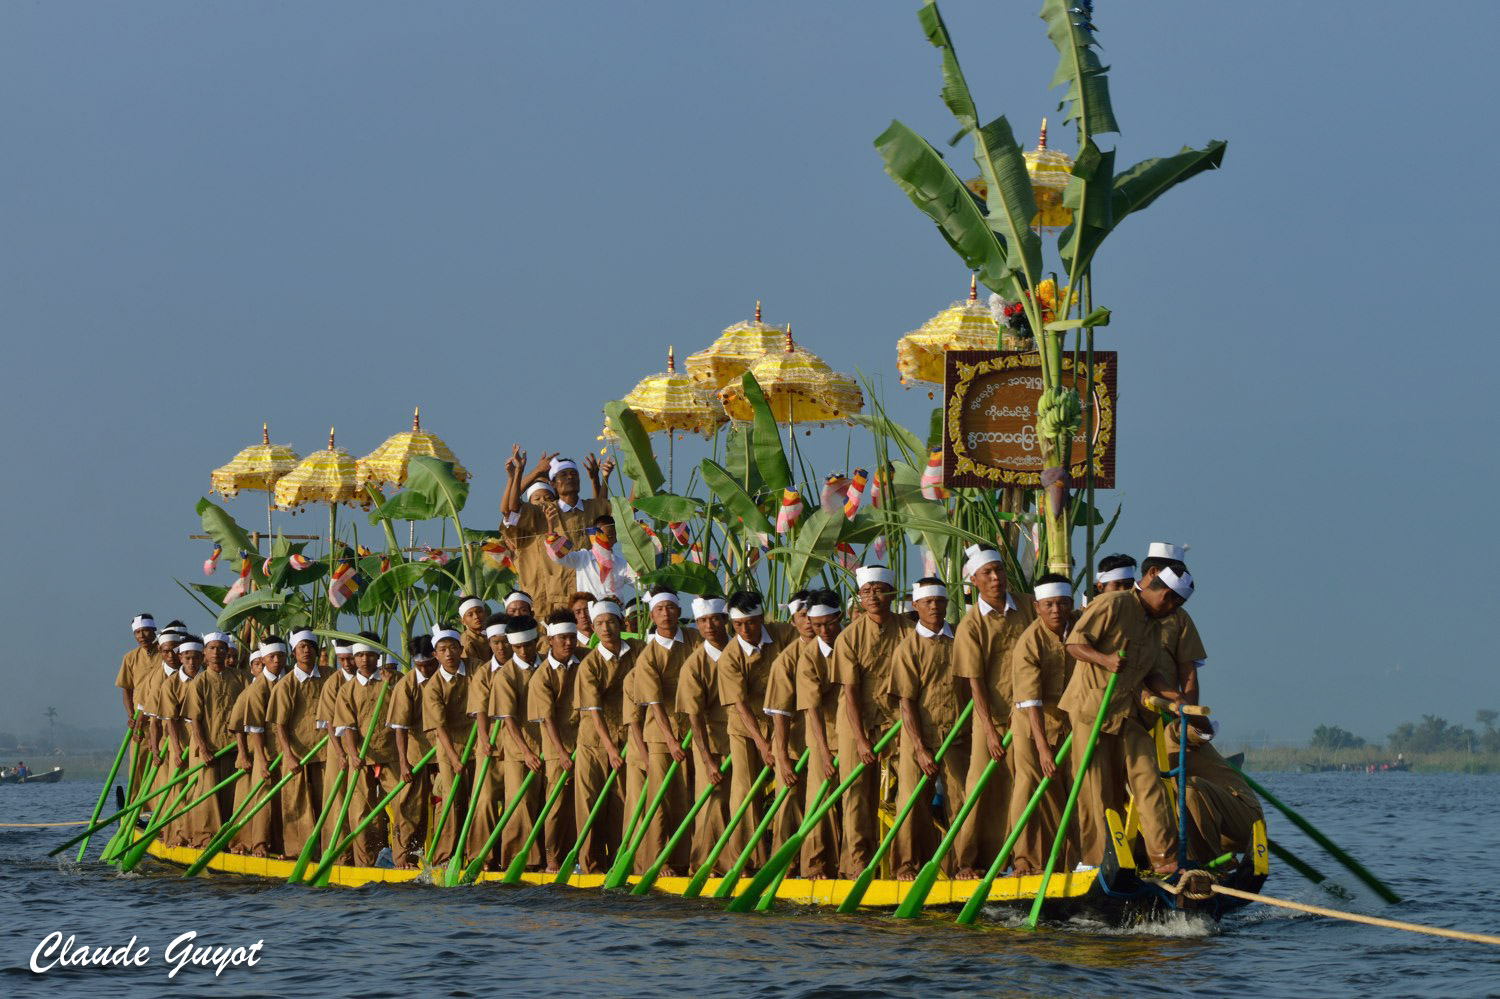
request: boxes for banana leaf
[780,507,845,591]
[849,412,925,468]
[189,582,231,606]
[604,402,664,497]
[267,541,328,590]
[633,493,705,523]
[840,508,889,547]
[926,407,943,451]
[742,372,790,493]
[406,456,470,517]
[918,1,978,132]
[1039,0,1119,139]
[367,490,433,524]
[1112,141,1228,220]
[196,498,268,584]
[874,120,1013,297]
[642,563,721,597]
[1057,139,1115,279]
[358,561,432,611]
[611,496,659,580]
[700,459,775,537]
[217,590,287,630]
[722,425,760,495]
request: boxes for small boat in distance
[0,766,64,785]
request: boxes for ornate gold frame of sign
[942,350,1116,489]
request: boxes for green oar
[312,679,397,886]
[424,722,480,869]
[286,769,347,884]
[727,722,902,913]
[604,732,693,889]
[1230,764,1399,903]
[77,711,139,861]
[114,766,250,870]
[445,719,503,886]
[176,751,286,877]
[606,751,656,887]
[183,737,327,878]
[700,765,772,898]
[459,767,538,885]
[101,745,170,862]
[1269,838,1328,886]
[501,749,578,884]
[1026,674,1117,929]
[310,746,439,884]
[114,748,203,867]
[716,749,819,900]
[746,749,816,911]
[839,702,976,913]
[552,744,630,885]
[631,754,735,896]
[955,733,1073,925]
[51,742,225,858]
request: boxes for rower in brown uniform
[387,636,438,869]
[492,613,555,870]
[572,598,636,873]
[114,613,159,799]
[631,587,701,876]
[268,629,328,861]
[332,631,401,867]
[676,596,733,874]
[796,590,844,879]
[423,625,473,865]
[238,636,288,858]
[763,590,816,872]
[465,610,510,872]
[181,631,247,848]
[528,612,584,873]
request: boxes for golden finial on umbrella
[896,275,1003,387]
[210,423,301,498]
[273,427,371,512]
[601,346,728,440]
[718,326,864,425]
[965,118,1074,231]
[685,302,788,390]
[356,406,469,490]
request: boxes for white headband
[432,628,462,644]
[203,631,230,645]
[485,623,507,638]
[692,597,727,619]
[504,592,532,608]
[248,648,264,662]
[589,600,623,621]
[524,481,556,501]
[547,622,579,637]
[807,603,840,618]
[647,591,680,609]
[912,583,947,601]
[351,642,379,654]
[549,458,578,477]
[459,598,486,616]
[1097,566,1136,584]
[786,598,807,615]
[506,628,539,645]
[1034,582,1073,601]
[226,636,240,649]
[259,642,287,656]
[176,641,204,653]
[855,566,895,588]
[290,629,318,647]
[1159,566,1195,600]
[131,615,156,631]
[1147,541,1189,562]
[963,548,1002,580]
[728,603,764,621]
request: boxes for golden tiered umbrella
[357,406,469,490]
[896,275,1002,388]
[603,347,727,439]
[719,327,864,425]
[210,423,301,536]
[965,118,1074,231]
[685,302,787,390]
[273,428,369,512]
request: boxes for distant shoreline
[1238,747,1500,774]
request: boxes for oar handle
[501,748,578,885]
[552,742,631,884]
[637,749,769,898]
[76,711,140,861]
[604,731,693,889]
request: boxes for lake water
[2,772,1497,997]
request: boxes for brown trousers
[183,753,238,849]
[963,717,1014,872]
[800,748,840,878]
[499,758,545,869]
[347,764,401,866]
[391,765,431,868]
[464,748,506,871]
[1183,776,1261,859]
[1069,712,1178,868]
[428,753,469,865]
[835,724,882,878]
[725,734,768,871]
[540,757,578,872]
[690,755,731,874]
[279,760,326,860]
[892,728,970,877]
[1007,707,1076,875]
[770,767,806,878]
[572,744,625,874]
[241,749,283,857]
[640,748,692,874]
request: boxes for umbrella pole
[668,434,674,492]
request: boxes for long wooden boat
[141,810,1269,926]
[1,766,64,784]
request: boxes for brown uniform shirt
[316,667,356,732]
[528,655,581,761]
[952,594,1035,726]
[676,643,731,754]
[461,630,491,672]
[633,630,703,746]
[884,625,963,747]
[575,642,638,748]
[144,664,181,721]
[268,667,327,759]
[239,671,285,739]
[490,656,543,756]
[1009,617,1076,744]
[469,658,507,758]
[1057,590,1173,733]
[1158,606,1207,691]
[765,635,815,740]
[387,670,435,765]
[422,667,472,739]
[115,646,160,702]
[513,497,610,612]
[796,638,841,734]
[719,622,798,740]
[332,673,398,765]
[184,668,248,750]
[832,613,914,733]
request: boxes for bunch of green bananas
[1036,386,1083,439]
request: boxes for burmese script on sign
[961,372,1094,469]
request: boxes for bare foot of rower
[956,868,981,880]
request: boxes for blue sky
[1,2,1493,746]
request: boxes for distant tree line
[1311,710,1500,754]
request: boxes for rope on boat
[1156,869,1215,901]
[2,820,91,827]
[1211,885,1500,946]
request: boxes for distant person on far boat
[16,761,29,778]
[1139,542,1207,705]
[1062,565,1193,876]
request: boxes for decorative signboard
[942,350,1116,489]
